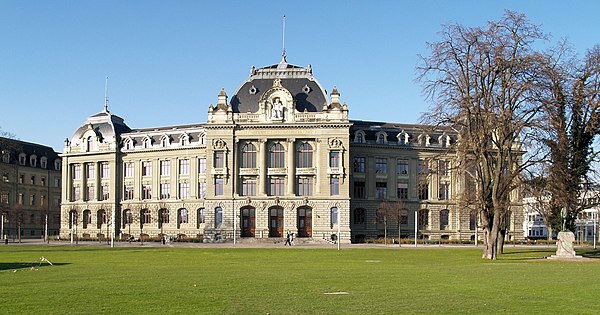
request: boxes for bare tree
[418,11,545,259]
[533,43,600,232]
[12,203,25,243]
[377,199,407,245]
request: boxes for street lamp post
[337,208,341,251]
[414,209,418,247]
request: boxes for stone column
[315,139,320,195]
[258,139,266,195]
[286,139,295,195]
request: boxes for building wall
[0,138,61,240]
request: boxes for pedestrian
[285,231,291,246]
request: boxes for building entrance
[297,207,312,237]
[269,207,284,237]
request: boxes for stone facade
[59,57,524,243]
[0,137,62,240]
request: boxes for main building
[59,57,524,243]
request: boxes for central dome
[230,58,328,113]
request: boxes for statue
[548,230,582,259]
[272,98,284,119]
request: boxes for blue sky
[2,1,599,151]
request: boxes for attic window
[41,157,47,169]
[354,131,365,143]
[160,136,170,148]
[180,134,190,146]
[249,85,257,95]
[302,84,311,94]
[30,155,37,167]
[55,159,61,171]
[19,153,26,165]
[2,152,9,163]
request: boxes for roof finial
[281,15,287,62]
[103,76,110,113]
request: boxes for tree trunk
[547,226,553,244]
[497,229,506,254]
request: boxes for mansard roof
[230,58,328,114]
[71,110,131,143]
[350,120,456,146]
[0,136,60,168]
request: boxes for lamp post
[1,212,4,242]
[234,212,237,245]
[414,209,418,247]
[337,208,341,251]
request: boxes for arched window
[377,133,386,144]
[86,137,94,152]
[330,207,338,227]
[297,143,313,168]
[68,210,78,229]
[97,209,106,228]
[197,208,205,228]
[269,143,285,168]
[159,209,169,228]
[354,131,365,143]
[160,136,170,148]
[215,207,223,228]
[440,209,449,230]
[353,208,365,225]
[143,137,151,149]
[123,209,133,226]
[241,143,257,168]
[30,155,37,167]
[141,209,151,226]
[179,208,188,225]
[124,139,133,150]
[180,134,189,146]
[40,157,47,169]
[83,209,91,229]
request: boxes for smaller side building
[0,137,62,240]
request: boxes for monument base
[546,254,583,260]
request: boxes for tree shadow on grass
[579,249,600,259]
[0,262,70,271]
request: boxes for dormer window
[354,131,365,143]
[30,155,37,167]
[54,159,61,171]
[87,136,94,151]
[439,134,451,147]
[199,132,206,145]
[376,132,387,144]
[160,135,170,148]
[124,139,134,150]
[142,137,152,149]
[397,130,409,145]
[19,153,26,165]
[180,134,190,146]
[2,152,9,163]
[41,157,47,169]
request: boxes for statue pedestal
[547,231,583,260]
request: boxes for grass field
[1,245,599,314]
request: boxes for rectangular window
[54,178,60,188]
[397,159,409,175]
[241,178,257,196]
[179,182,190,199]
[198,182,206,198]
[269,177,285,196]
[329,151,340,168]
[0,192,8,204]
[72,186,80,201]
[160,183,171,199]
[439,182,450,200]
[418,182,429,200]
[41,177,46,186]
[179,159,190,175]
[330,177,339,195]
[214,151,224,168]
[375,158,387,174]
[124,185,134,200]
[30,175,35,185]
[353,157,365,173]
[397,182,408,199]
[86,186,94,201]
[160,160,171,176]
[418,159,428,175]
[87,164,95,179]
[353,181,365,199]
[73,164,81,179]
[376,182,387,199]
[101,184,109,200]
[215,178,224,196]
[439,160,449,176]
[142,161,152,177]
[142,184,152,200]
[124,162,134,178]
[198,158,206,174]
[101,162,110,178]
[298,177,313,196]
[19,175,24,184]
[30,194,35,206]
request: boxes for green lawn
[1,245,599,314]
